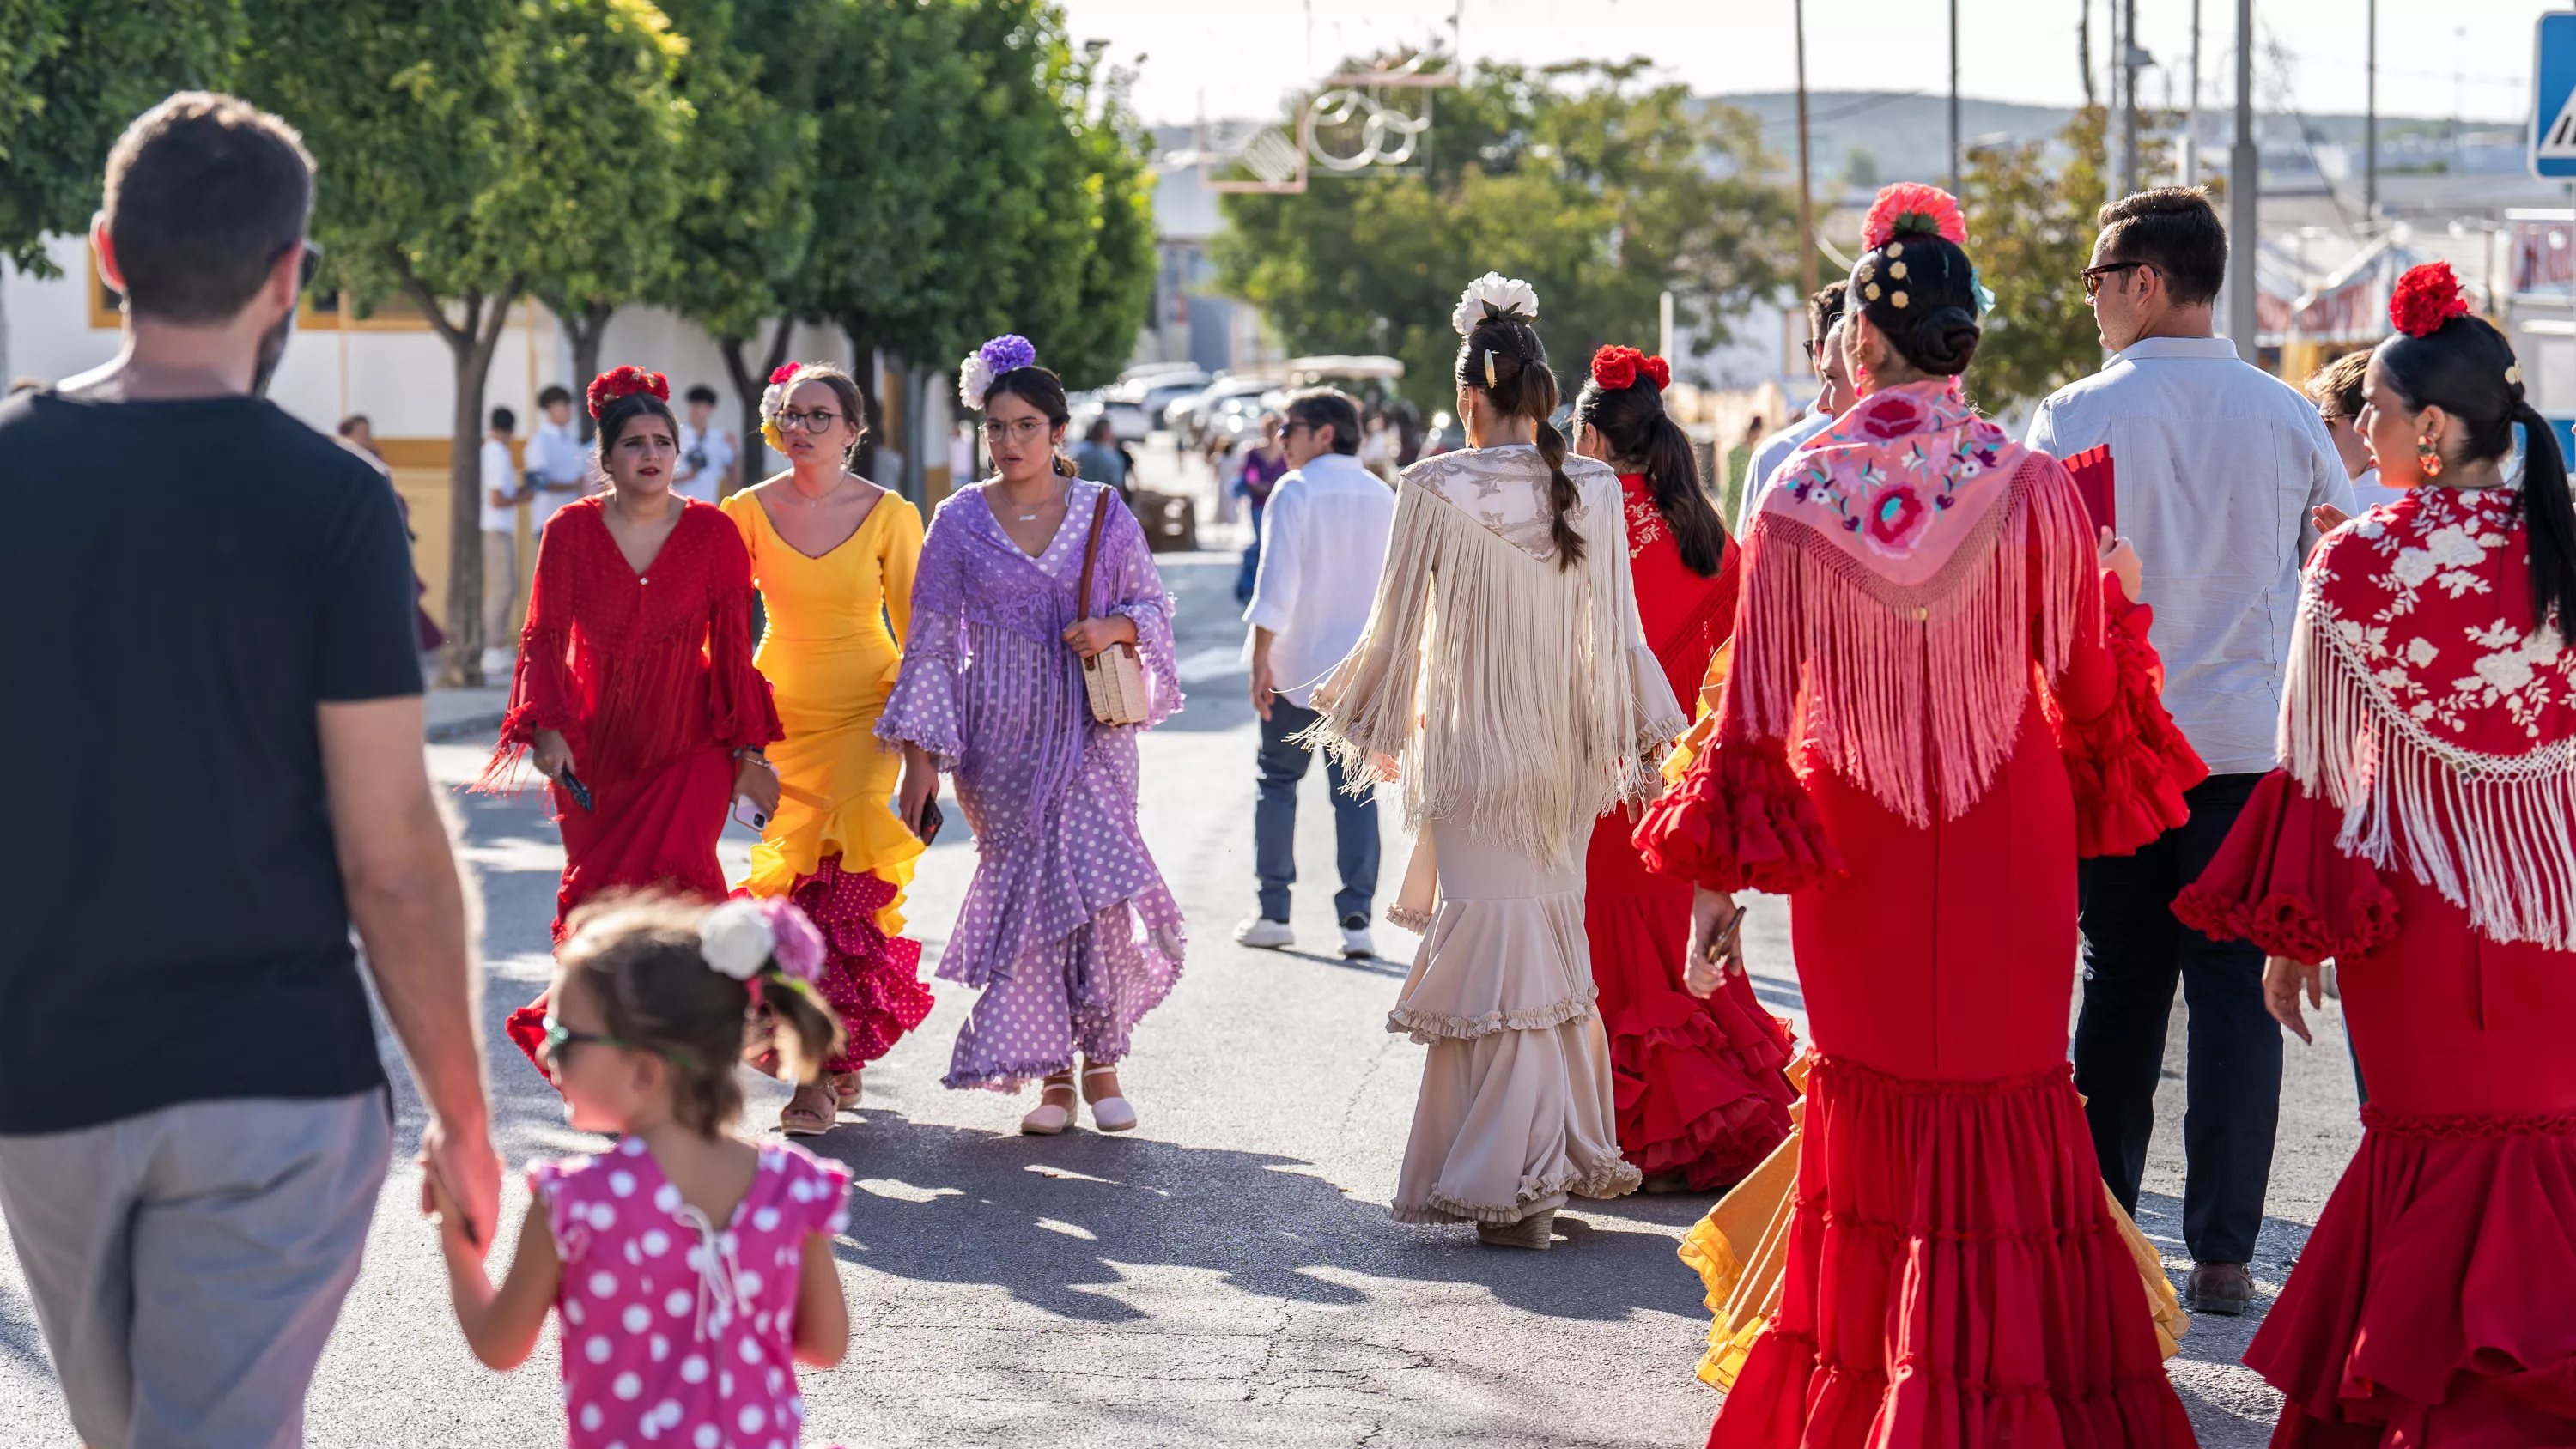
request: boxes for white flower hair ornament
[697,899,776,980]
[1452,272,1540,338]
[757,363,800,452]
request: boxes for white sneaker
[479,646,514,676]
[1340,920,1377,959]
[1233,916,1295,949]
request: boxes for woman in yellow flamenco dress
[722,361,937,1135]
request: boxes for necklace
[793,471,848,507]
[1007,477,1066,522]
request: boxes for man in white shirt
[525,384,591,526]
[2026,187,2355,1319]
[1740,281,1852,534]
[1236,388,1398,959]
[477,406,521,676]
[673,383,738,505]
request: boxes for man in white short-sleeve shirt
[2026,186,2354,1319]
[1236,387,1397,960]
[525,385,591,526]
[477,406,522,675]
[674,383,737,505]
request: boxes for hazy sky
[1061,0,2554,129]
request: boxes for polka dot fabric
[529,1137,850,1449]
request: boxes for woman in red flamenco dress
[477,368,782,1063]
[1635,185,2202,1447]
[2177,266,2576,1448]
[1569,343,1796,1192]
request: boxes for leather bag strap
[1075,486,1110,618]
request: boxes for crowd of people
[3,88,2571,1449]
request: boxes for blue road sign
[2535,14,2576,179]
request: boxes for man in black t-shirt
[0,93,499,1446]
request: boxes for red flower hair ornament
[2390,261,2471,338]
[586,366,670,420]
[1861,182,1967,250]
[1590,344,1671,392]
[768,363,799,386]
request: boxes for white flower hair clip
[696,899,775,981]
[1451,272,1540,338]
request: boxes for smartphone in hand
[915,798,944,846]
[557,768,593,813]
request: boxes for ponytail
[1571,355,1725,577]
[1458,317,1584,571]
[1054,452,1078,479]
[2512,399,2576,633]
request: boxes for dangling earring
[2416,433,2444,479]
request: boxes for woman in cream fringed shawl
[1303,274,1685,1249]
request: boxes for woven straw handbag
[1075,491,1151,726]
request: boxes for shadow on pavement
[800,1113,1708,1328]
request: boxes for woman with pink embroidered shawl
[1635,185,2203,1447]
[2178,264,2576,1449]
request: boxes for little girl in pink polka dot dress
[424,892,856,1448]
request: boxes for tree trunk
[719,319,797,486]
[841,319,879,481]
[562,300,614,443]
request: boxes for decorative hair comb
[958,334,1037,410]
[1590,344,1670,392]
[586,366,670,420]
[2390,262,2470,338]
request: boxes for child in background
[424,893,853,1448]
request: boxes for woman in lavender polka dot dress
[878,336,1186,1136]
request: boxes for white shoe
[1019,1076,1077,1135]
[1083,1064,1137,1133]
[479,646,513,676]
[1340,921,1377,959]
[1233,916,1295,949]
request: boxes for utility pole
[1949,0,1961,191]
[2184,0,2202,185]
[2365,0,2378,219]
[2228,0,2259,361]
[1795,0,1817,301]
[2117,0,2141,196]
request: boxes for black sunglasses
[2081,260,2153,300]
[277,238,325,294]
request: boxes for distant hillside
[1706,92,2077,187]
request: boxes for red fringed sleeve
[2174,771,2401,962]
[1634,737,1844,895]
[2044,573,2208,858]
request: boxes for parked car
[1099,370,1212,442]
[1174,374,1283,451]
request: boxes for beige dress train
[1308,445,1684,1228]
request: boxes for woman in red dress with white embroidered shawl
[1569,343,1796,1193]
[2178,264,2576,1448]
[1635,185,2202,1446]
[477,369,782,1070]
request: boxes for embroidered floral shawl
[2287,484,2576,950]
[1724,378,2089,826]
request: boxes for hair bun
[1905,306,1980,376]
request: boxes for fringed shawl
[2284,484,2576,951]
[1723,385,2092,828]
[1305,446,1686,867]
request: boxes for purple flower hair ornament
[959,333,1037,409]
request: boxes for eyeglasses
[537,1014,700,1071]
[776,409,845,433]
[2081,261,2153,300]
[981,416,1049,443]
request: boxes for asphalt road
[0,536,2365,1448]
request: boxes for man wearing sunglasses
[2026,186,2352,1321]
[0,93,499,1446]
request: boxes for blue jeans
[1236,502,1264,603]
[1255,700,1378,925]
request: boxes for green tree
[244,0,690,682]
[0,0,244,274]
[1214,59,1798,414]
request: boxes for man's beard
[250,307,296,397]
